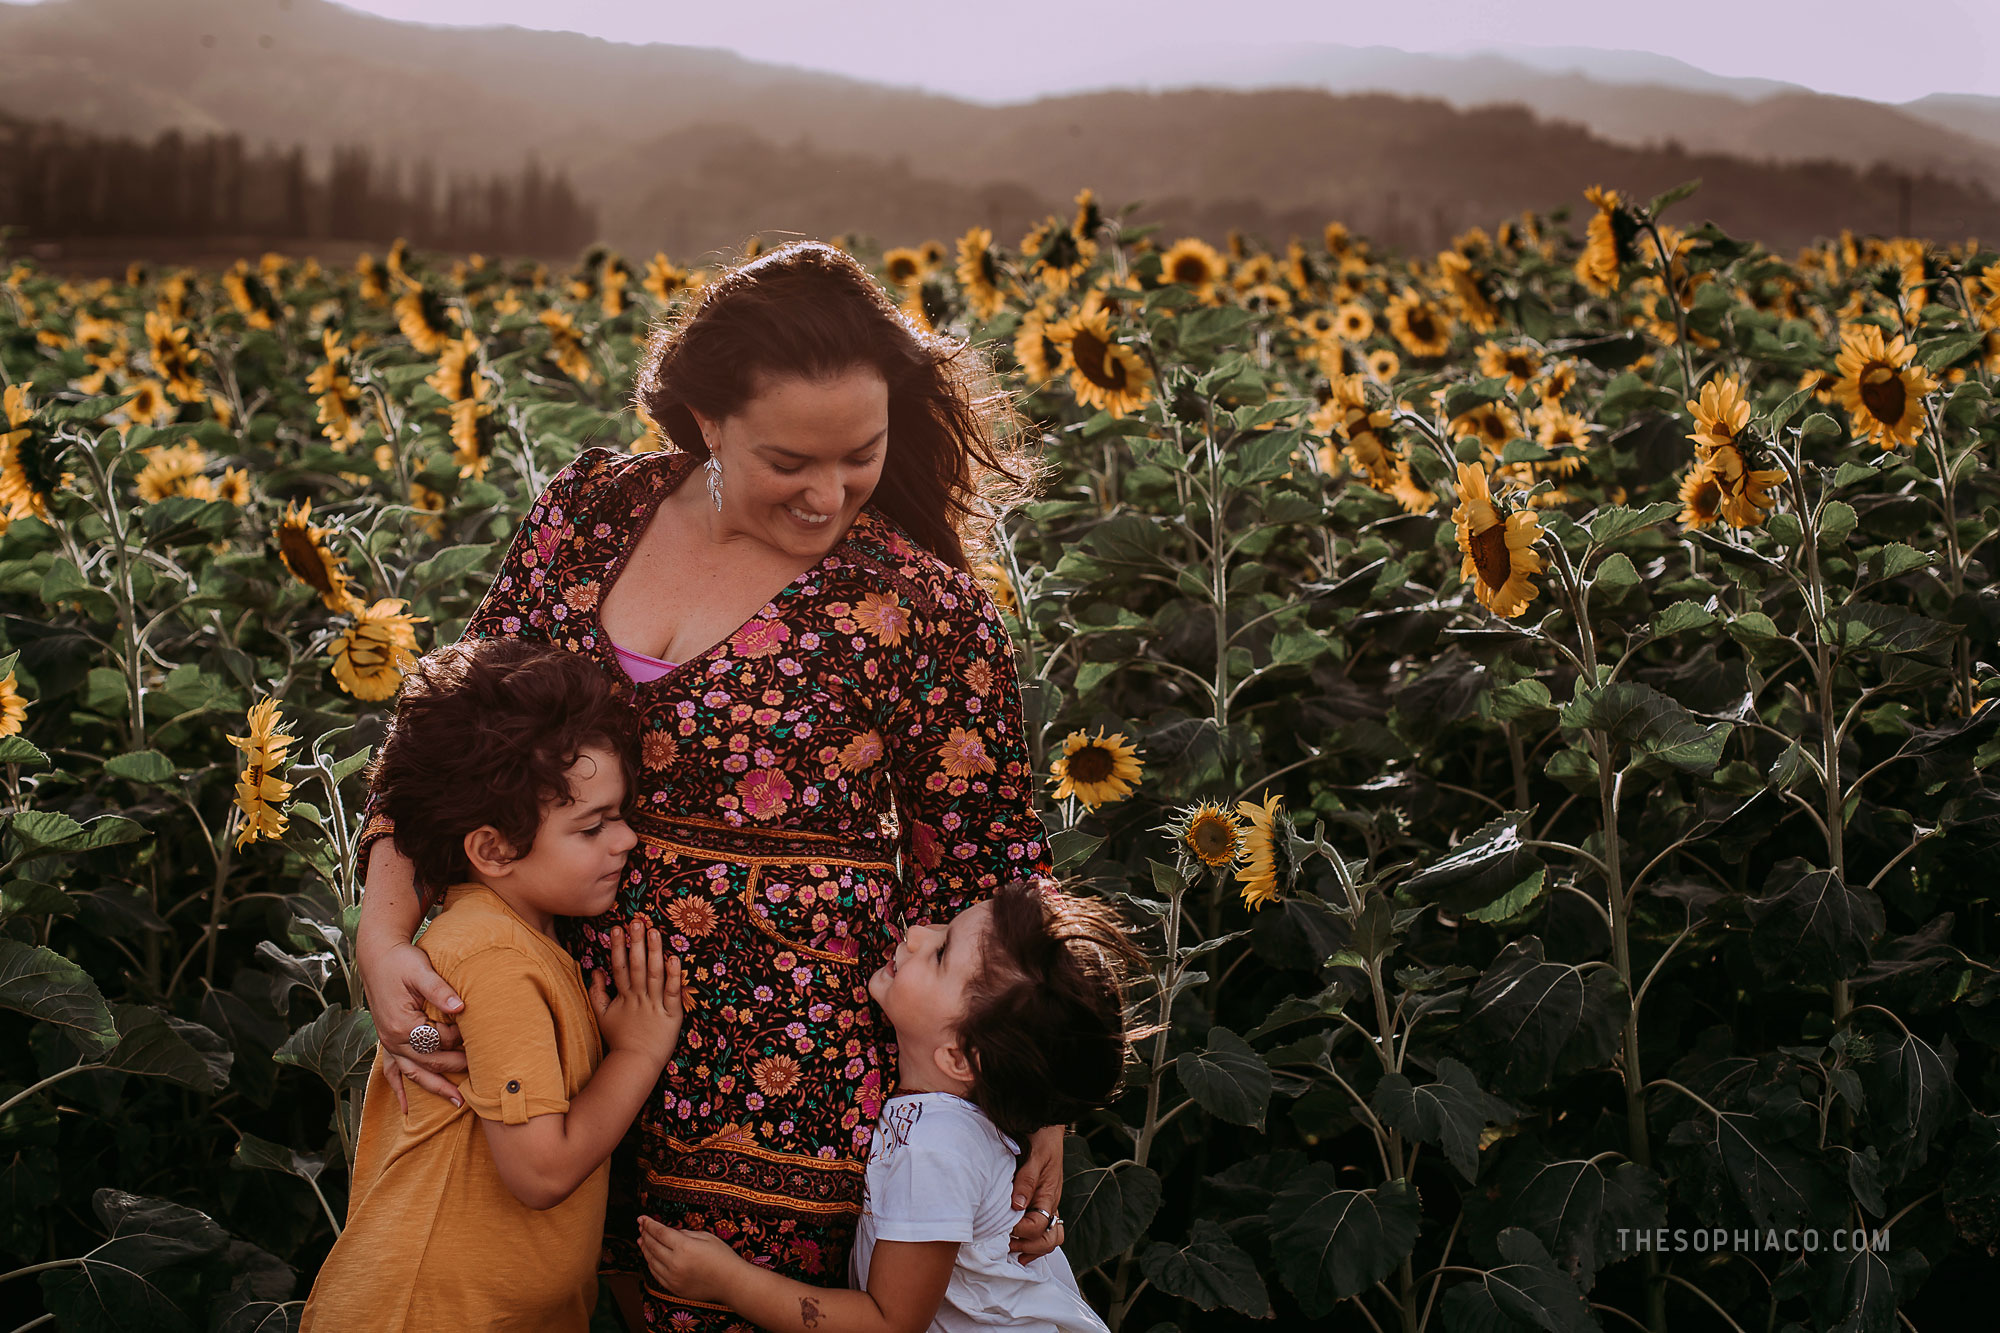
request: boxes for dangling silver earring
[703,454,723,512]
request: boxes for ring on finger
[409,1023,442,1055]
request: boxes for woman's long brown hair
[633,241,1034,571]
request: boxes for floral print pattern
[367,447,1047,1330]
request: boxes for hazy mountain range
[5,0,2000,258]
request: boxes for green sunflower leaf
[1268,1170,1420,1312]
[1175,1026,1273,1129]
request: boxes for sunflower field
[2,183,1999,1333]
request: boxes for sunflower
[1324,221,1354,257]
[0,386,64,521]
[972,558,1017,616]
[134,442,212,504]
[1232,253,1277,292]
[1021,218,1098,294]
[1335,302,1375,341]
[1049,728,1144,809]
[1291,308,1341,345]
[1453,463,1544,618]
[119,378,175,432]
[1053,306,1154,417]
[1159,238,1228,301]
[1706,443,1787,529]
[1686,375,1752,458]
[540,309,596,384]
[1367,348,1400,381]
[1071,188,1102,240]
[450,399,496,480]
[426,332,485,405]
[1575,186,1638,296]
[222,262,281,329]
[0,671,26,738]
[1242,282,1293,315]
[600,260,631,318]
[1235,791,1285,911]
[1176,801,1242,869]
[216,466,251,507]
[330,598,426,702]
[1677,460,1724,529]
[276,499,363,614]
[644,252,690,303]
[408,481,446,540]
[1450,402,1523,459]
[1537,362,1577,403]
[1476,341,1542,393]
[882,247,927,289]
[144,311,206,402]
[1833,323,1935,449]
[228,699,296,848]
[1437,252,1498,333]
[1386,290,1453,358]
[396,286,456,355]
[1529,404,1592,476]
[307,331,365,450]
[1013,305,1065,385]
[954,227,1006,321]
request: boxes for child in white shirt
[639,878,1139,1333]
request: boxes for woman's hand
[363,938,468,1114]
[638,1217,746,1305]
[1008,1123,1067,1263]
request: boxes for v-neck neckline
[589,450,872,690]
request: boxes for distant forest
[0,115,598,257]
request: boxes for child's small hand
[638,1216,744,1305]
[590,923,683,1067]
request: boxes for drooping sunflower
[396,286,456,356]
[1575,185,1639,296]
[539,309,596,384]
[144,311,206,402]
[1437,252,1498,333]
[1048,728,1144,809]
[223,262,281,329]
[1687,375,1752,458]
[1386,289,1453,358]
[276,499,364,615]
[1159,238,1228,302]
[1071,188,1103,240]
[1453,463,1545,619]
[0,670,27,738]
[1235,791,1286,911]
[228,699,296,848]
[1052,306,1154,417]
[1021,218,1098,294]
[1832,323,1935,449]
[135,442,213,504]
[1677,460,1724,529]
[1012,305,1065,386]
[449,399,496,479]
[329,598,426,702]
[1176,801,1242,869]
[1477,341,1542,393]
[426,332,485,405]
[0,385,64,521]
[954,227,1006,321]
[1706,443,1787,529]
[307,330,365,450]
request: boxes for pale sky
[7,0,1997,104]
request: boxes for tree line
[0,115,598,257]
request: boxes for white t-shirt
[850,1093,1109,1333]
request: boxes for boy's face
[490,744,638,924]
[869,901,995,1059]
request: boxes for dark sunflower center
[1505,353,1534,377]
[279,530,337,595]
[1190,818,1233,858]
[1073,330,1124,389]
[1859,366,1906,424]
[887,258,917,284]
[1408,308,1436,340]
[1468,522,1513,589]
[1068,745,1115,783]
[1690,475,1721,519]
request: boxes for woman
[355,241,1061,1331]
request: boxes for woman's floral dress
[362,447,1048,1331]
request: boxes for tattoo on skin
[800,1296,822,1328]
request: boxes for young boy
[639,878,1136,1333]
[302,638,683,1332]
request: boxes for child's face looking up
[466,743,637,933]
[868,901,995,1091]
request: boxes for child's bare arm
[480,924,681,1210]
[639,1219,955,1333]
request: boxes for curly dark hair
[633,239,1034,572]
[958,879,1144,1142]
[365,638,638,909]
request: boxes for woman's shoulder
[840,510,993,622]
[532,446,690,525]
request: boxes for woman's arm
[356,836,467,1108]
[640,1221,955,1333]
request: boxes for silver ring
[1024,1207,1054,1222]
[408,1023,442,1055]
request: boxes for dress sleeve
[877,556,1050,931]
[356,448,612,873]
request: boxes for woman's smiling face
[696,366,889,560]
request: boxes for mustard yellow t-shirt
[302,884,607,1333]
